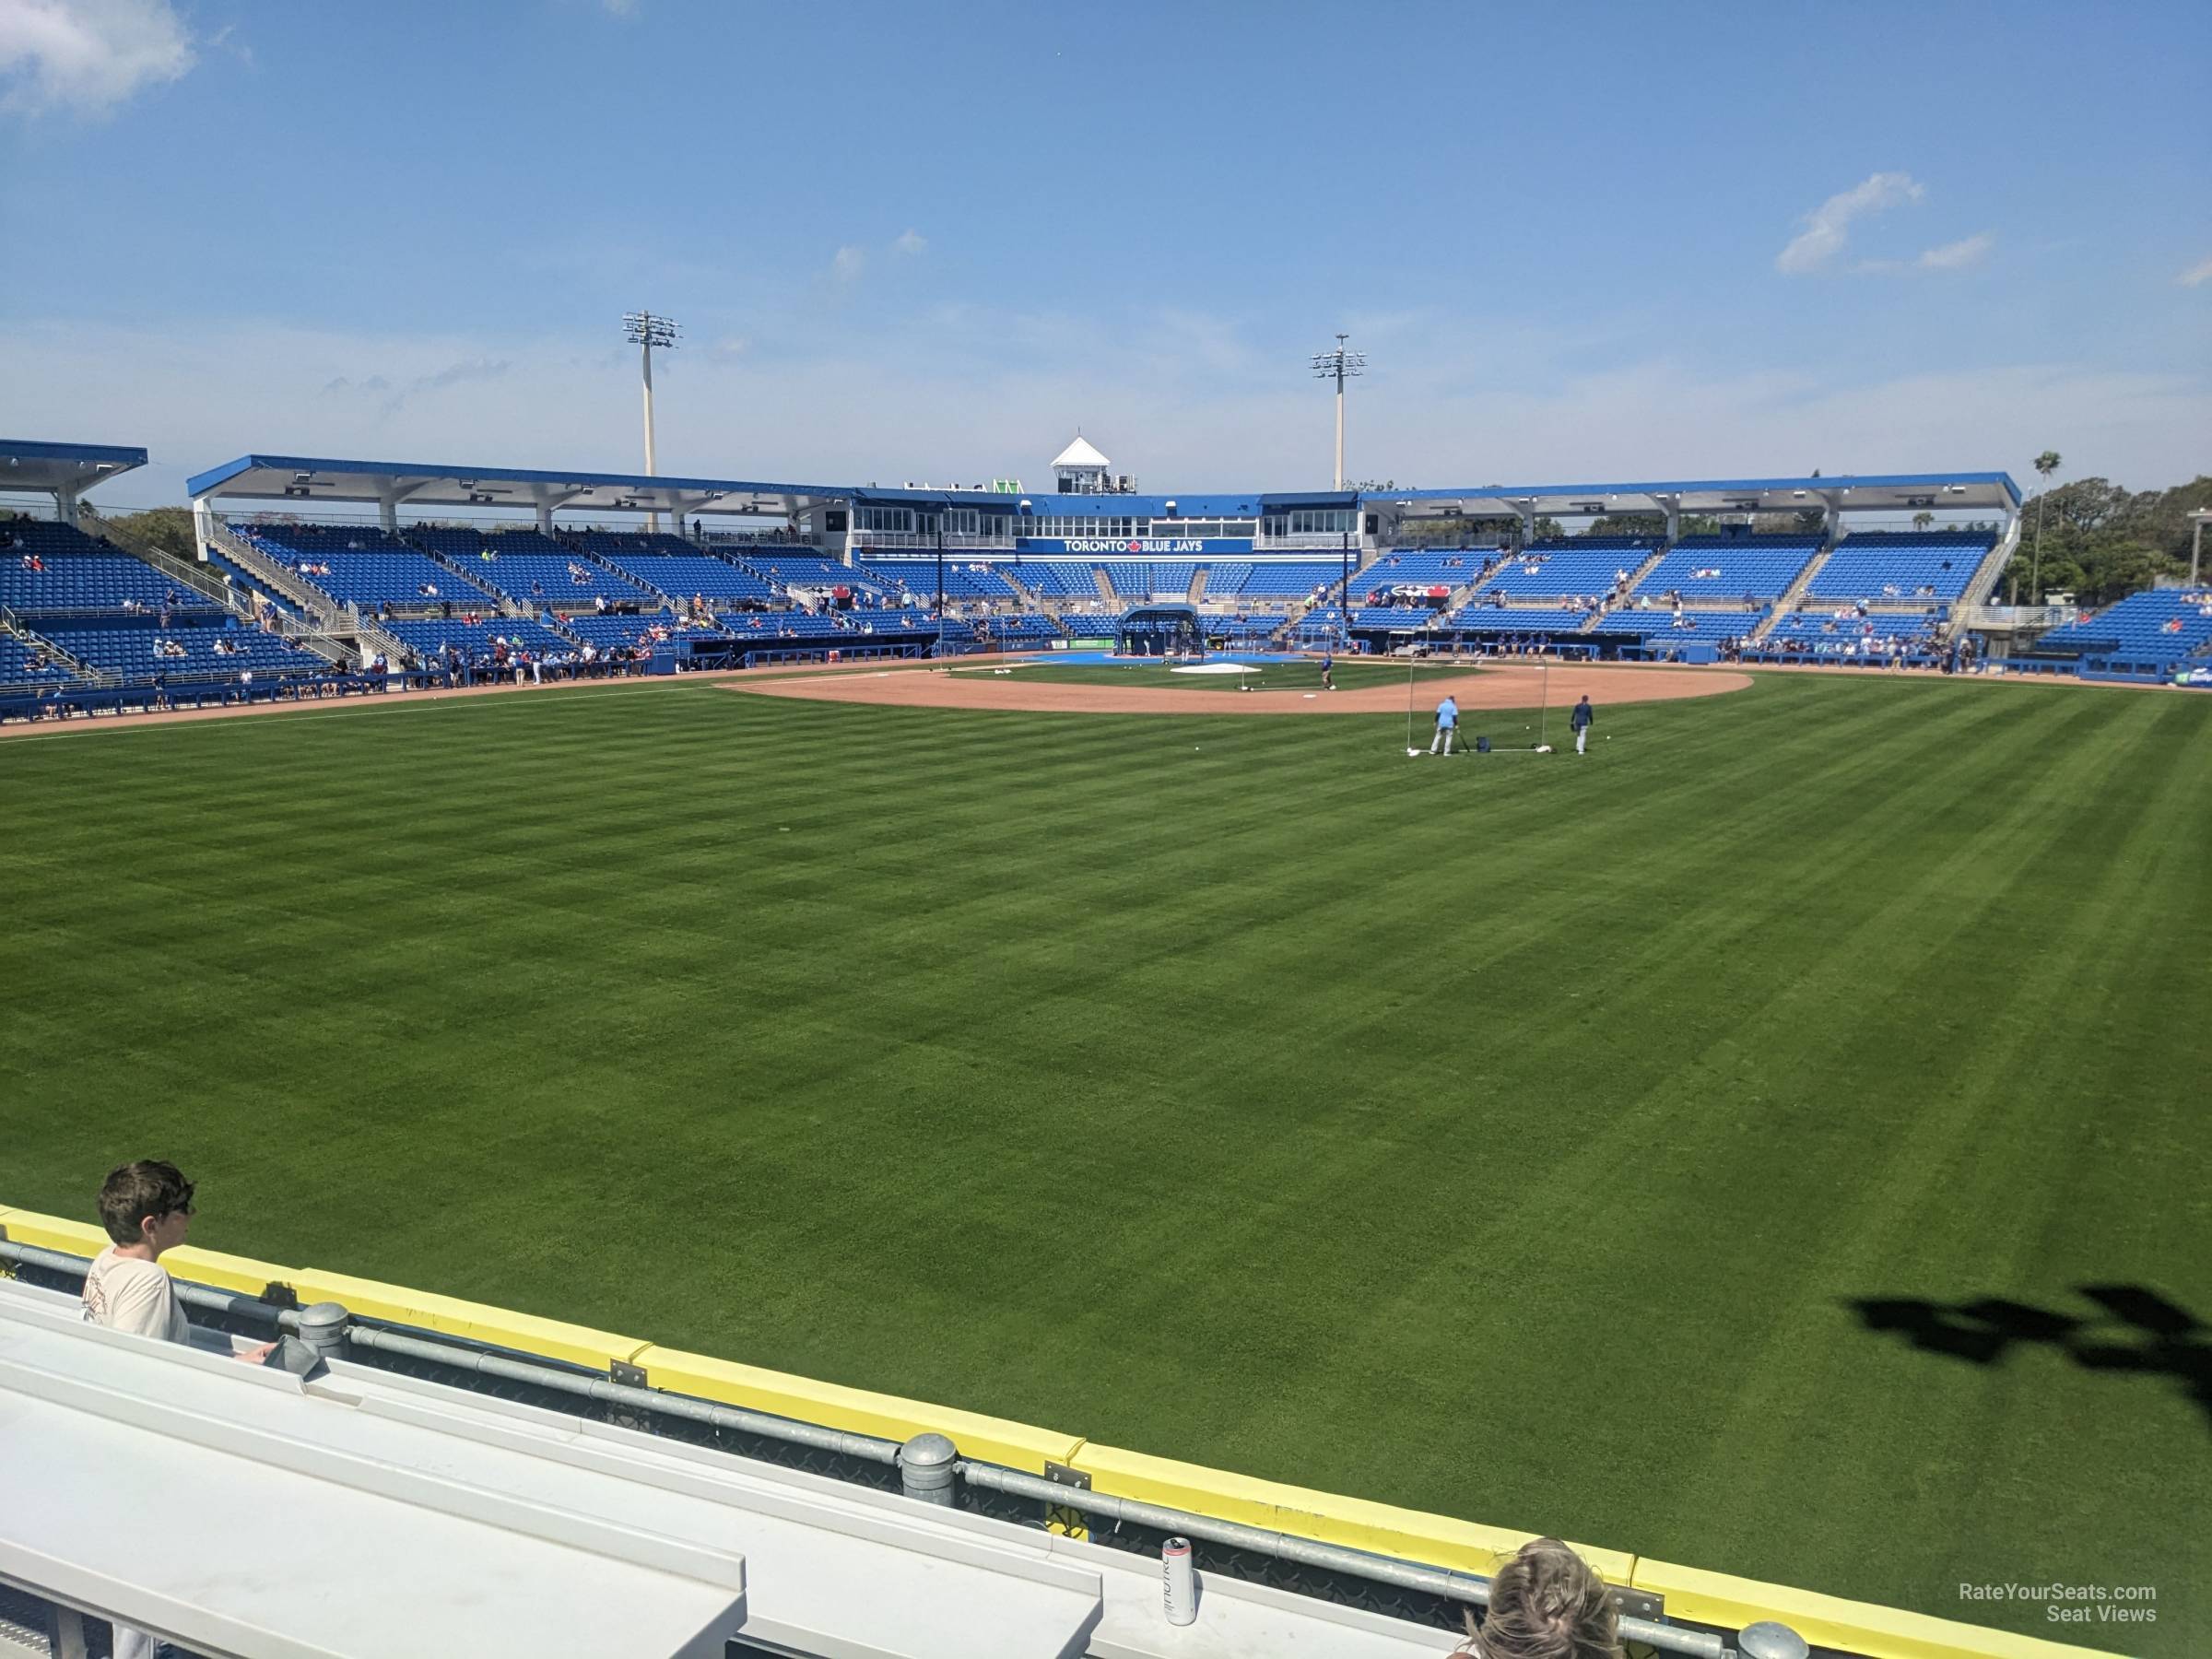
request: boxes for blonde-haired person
[1454,1536,1622,1659]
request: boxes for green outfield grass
[4,670,2207,1647]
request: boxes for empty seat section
[408,529,651,609]
[1806,533,1996,602]
[233,524,494,610]
[589,551,773,604]
[36,622,323,680]
[2031,590,2212,662]
[1478,540,1657,599]
[858,560,1016,601]
[1101,561,1196,599]
[1448,606,1594,636]
[1633,537,1819,602]
[2,521,219,617]
[1597,607,1771,641]
[1346,549,1486,603]
[1239,561,1343,600]
[1006,561,1095,598]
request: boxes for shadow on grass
[1848,1285,2212,1431]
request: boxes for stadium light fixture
[622,311,681,531]
[1310,334,1366,491]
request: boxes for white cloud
[893,229,927,256]
[830,244,865,283]
[1916,231,1994,271]
[1776,171,1924,275]
[2179,255,2212,288]
[0,0,194,114]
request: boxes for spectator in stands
[83,1161,273,1363]
[1453,1536,1622,1659]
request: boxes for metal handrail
[0,1234,1765,1658]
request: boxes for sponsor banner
[1015,537,1254,556]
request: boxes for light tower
[1310,334,1366,491]
[623,311,680,532]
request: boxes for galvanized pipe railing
[3,1236,1788,1657]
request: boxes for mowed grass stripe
[2,673,2206,1649]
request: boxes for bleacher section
[859,560,1017,602]
[233,524,497,611]
[1631,536,1820,602]
[1596,606,1772,642]
[0,635,74,686]
[2030,590,2212,666]
[1006,561,1094,598]
[1237,561,1344,600]
[1205,613,1288,642]
[379,618,576,662]
[1478,539,1657,599]
[1346,549,1487,602]
[1806,532,1995,602]
[1102,561,1195,600]
[745,550,894,599]
[33,622,322,681]
[4,521,219,617]
[1763,610,1949,658]
[588,549,773,605]
[1198,562,1252,596]
[408,529,651,611]
[1448,606,1598,638]
[839,607,932,633]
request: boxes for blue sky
[2,0,2207,506]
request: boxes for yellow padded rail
[0,1209,296,1299]
[1070,1442,1636,1584]
[634,1346,1083,1475]
[286,1269,650,1372]
[1630,1559,2131,1659]
[0,1206,2123,1658]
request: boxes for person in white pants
[1430,694,1459,754]
[1571,694,1594,753]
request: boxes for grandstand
[2026,587,2212,674]
[1806,531,1996,603]
[1630,535,1819,602]
[1478,538,1657,600]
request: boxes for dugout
[1116,603,1205,658]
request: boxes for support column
[377,492,401,535]
[1519,504,1536,547]
[193,496,220,555]
[55,488,80,528]
[535,501,556,535]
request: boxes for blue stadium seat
[1632,537,1820,603]
[1806,532,1995,602]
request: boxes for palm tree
[2030,449,2062,602]
[1912,511,1935,533]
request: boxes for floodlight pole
[623,311,680,534]
[2190,509,2211,588]
[1310,335,1366,492]
[935,524,946,666]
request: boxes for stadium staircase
[1091,567,1116,604]
[999,568,1041,607]
[76,508,234,612]
[1748,545,1834,641]
[199,523,383,668]
[1958,516,2023,607]
[413,542,531,619]
[1580,546,1673,632]
[1187,567,1209,602]
[0,617,116,687]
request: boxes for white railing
[1952,604,2075,631]
[1253,535,1356,551]
[850,532,1015,551]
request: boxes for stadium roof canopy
[1,439,147,499]
[1367,472,2021,517]
[185,454,850,518]
[853,488,1360,516]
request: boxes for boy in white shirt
[81,1160,199,1344]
